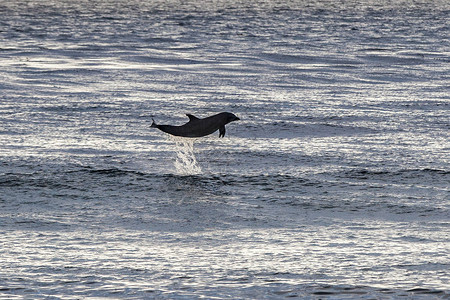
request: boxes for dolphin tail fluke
[151,118,158,128]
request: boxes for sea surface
[0,0,449,299]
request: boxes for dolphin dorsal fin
[186,114,200,122]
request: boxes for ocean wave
[1,0,448,296]
[342,168,449,183]
[260,52,362,66]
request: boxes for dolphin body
[151,112,240,138]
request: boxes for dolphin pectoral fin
[219,126,226,138]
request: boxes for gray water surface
[0,0,449,298]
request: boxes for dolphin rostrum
[151,112,240,138]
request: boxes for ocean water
[0,0,449,298]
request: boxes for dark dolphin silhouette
[151,112,240,138]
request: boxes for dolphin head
[224,112,240,124]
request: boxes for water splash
[169,136,202,175]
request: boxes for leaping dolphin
[151,112,240,138]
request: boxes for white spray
[169,136,202,175]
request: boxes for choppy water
[0,0,449,298]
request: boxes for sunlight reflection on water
[0,0,449,298]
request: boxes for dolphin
[151,112,240,138]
